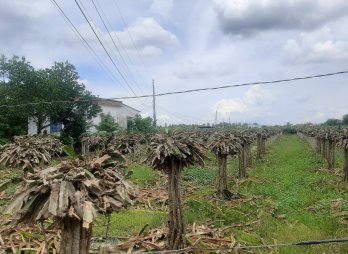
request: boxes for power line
[110,70,348,99]
[110,0,154,101]
[91,0,144,93]
[83,0,150,109]
[50,0,153,112]
[0,70,347,108]
[112,0,147,68]
[73,0,138,97]
[90,0,153,109]
[50,0,121,86]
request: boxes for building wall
[28,117,51,135]
[28,103,139,135]
[90,104,139,130]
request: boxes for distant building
[89,100,140,131]
[247,123,262,128]
[28,100,140,135]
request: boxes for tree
[209,133,241,199]
[96,113,119,133]
[325,118,342,126]
[256,131,268,159]
[146,134,207,249]
[0,56,31,138]
[127,114,156,134]
[0,55,101,143]
[237,132,254,178]
[338,131,348,181]
[5,154,136,254]
[343,114,348,125]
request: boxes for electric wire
[109,0,154,105]
[91,0,144,93]
[50,0,123,88]
[105,70,348,100]
[1,70,347,108]
[90,0,153,108]
[112,0,147,68]
[73,0,138,97]
[75,0,150,110]
[50,0,153,112]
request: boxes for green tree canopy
[127,114,156,134]
[343,114,348,125]
[325,118,342,126]
[0,55,101,143]
[96,113,119,133]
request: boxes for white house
[89,100,140,130]
[28,100,140,135]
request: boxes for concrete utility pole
[152,79,157,126]
[215,110,218,126]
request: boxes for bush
[0,138,11,145]
[183,167,217,184]
[282,127,297,134]
[96,113,119,133]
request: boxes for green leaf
[63,145,76,158]
[125,170,133,179]
[0,179,12,192]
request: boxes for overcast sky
[1,0,348,125]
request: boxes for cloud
[0,1,53,46]
[174,60,233,79]
[283,28,348,63]
[213,85,273,117]
[214,0,348,35]
[302,108,347,123]
[157,113,184,125]
[293,95,310,103]
[38,16,179,62]
[151,0,173,17]
[111,18,179,58]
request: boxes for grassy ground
[94,135,348,253]
[238,135,348,253]
[2,135,348,253]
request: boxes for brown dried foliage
[0,135,64,170]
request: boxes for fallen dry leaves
[106,222,240,253]
[0,135,64,170]
[0,224,61,254]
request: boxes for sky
[1,0,348,126]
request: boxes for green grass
[94,209,166,237]
[237,136,348,253]
[182,135,348,253]
[0,167,22,208]
[183,166,217,185]
[336,148,345,169]
[127,164,158,187]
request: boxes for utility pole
[152,79,157,126]
[215,110,218,126]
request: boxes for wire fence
[91,237,348,253]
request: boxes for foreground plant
[237,132,255,178]
[209,133,241,199]
[107,135,138,155]
[80,134,106,156]
[145,133,207,250]
[0,135,64,170]
[5,153,136,254]
[338,130,348,181]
